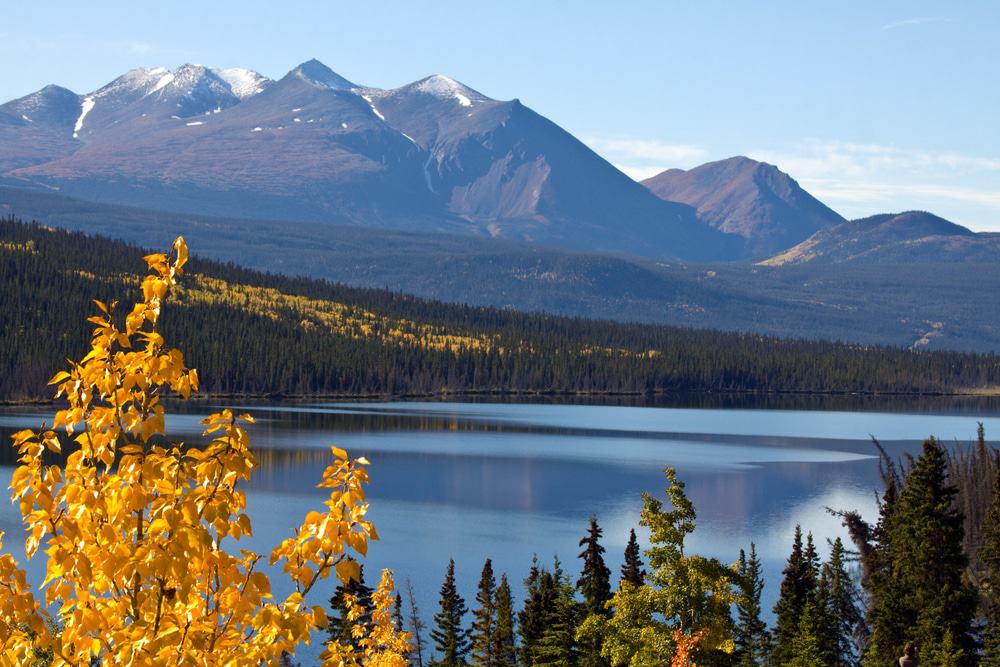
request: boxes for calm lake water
[1,396,999,662]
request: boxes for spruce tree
[327,565,374,650]
[982,452,1000,666]
[518,556,552,666]
[772,526,816,664]
[890,437,978,665]
[430,559,471,667]
[534,558,579,667]
[826,538,862,667]
[734,544,770,667]
[577,516,612,616]
[788,576,832,667]
[392,592,414,665]
[470,559,496,666]
[856,448,910,666]
[789,532,831,667]
[577,517,610,667]
[620,528,645,587]
[492,574,518,667]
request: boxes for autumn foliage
[0,237,409,665]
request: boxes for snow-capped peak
[415,75,483,107]
[214,67,271,99]
[292,59,357,90]
[94,67,175,97]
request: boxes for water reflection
[0,397,992,665]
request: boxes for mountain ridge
[642,156,846,258]
[0,59,737,262]
[760,210,1000,266]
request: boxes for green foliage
[430,560,471,667]
[517,557,549,666]
[825,538,862,667]
[734,545,770,667]
[577,517,611,667]
[470,559,496,666]
[534,559,580,667]
[891,438,978,664]
[772,526,816,664]
[982,452,1000,665]
[577,516,612,617]
[620,529,646,588]
[577,468,738,666]
[491,575,518,667]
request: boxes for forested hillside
[2,216,998,400]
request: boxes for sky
[2,1,998,229]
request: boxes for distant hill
[5,188,1000,353]
[0,60,735,262]
[2,216,997,400]
[760,211,1000,266]
[642,156,845,258]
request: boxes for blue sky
[3,1,998,229]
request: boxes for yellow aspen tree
[0,237,409,666]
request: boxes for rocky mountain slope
[642,156,846,258]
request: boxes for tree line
[2,216,999,402]
[325,429,1000,666]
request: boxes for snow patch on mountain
[361,95,386,121]
[215,67,270,99]
[150,72,175,94]
[416,75,478,106]
[73,96,95,138]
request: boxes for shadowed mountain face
[0,85,83,171]
[760,211,1000,266]
[0,60,737,262]
[642,156,846,258]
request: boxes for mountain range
[1,60,998,351]
[0,60,734,261]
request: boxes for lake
[1,396,998,662]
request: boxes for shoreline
[4,385,1000,407]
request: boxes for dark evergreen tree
[772,526,816,664]
[430,559,471,667]
[518,557,556,666]
[577,516,610,667]
[620,528,645,588]
[534,558,578,667]
[789,571,834,667]
[577,516,612,616]
[825,538,862,667]
[734,544,770,667]
[982,452,1000,666]
[394,593,413,665]
[836,442,906,665]
[491,574,518,667]
[889,438,978,665]
[327,565,374,651]
[470,559,496,667]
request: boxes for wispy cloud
[880,16,953,31]
[583,136,708,180]
[750,140,1000,228]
